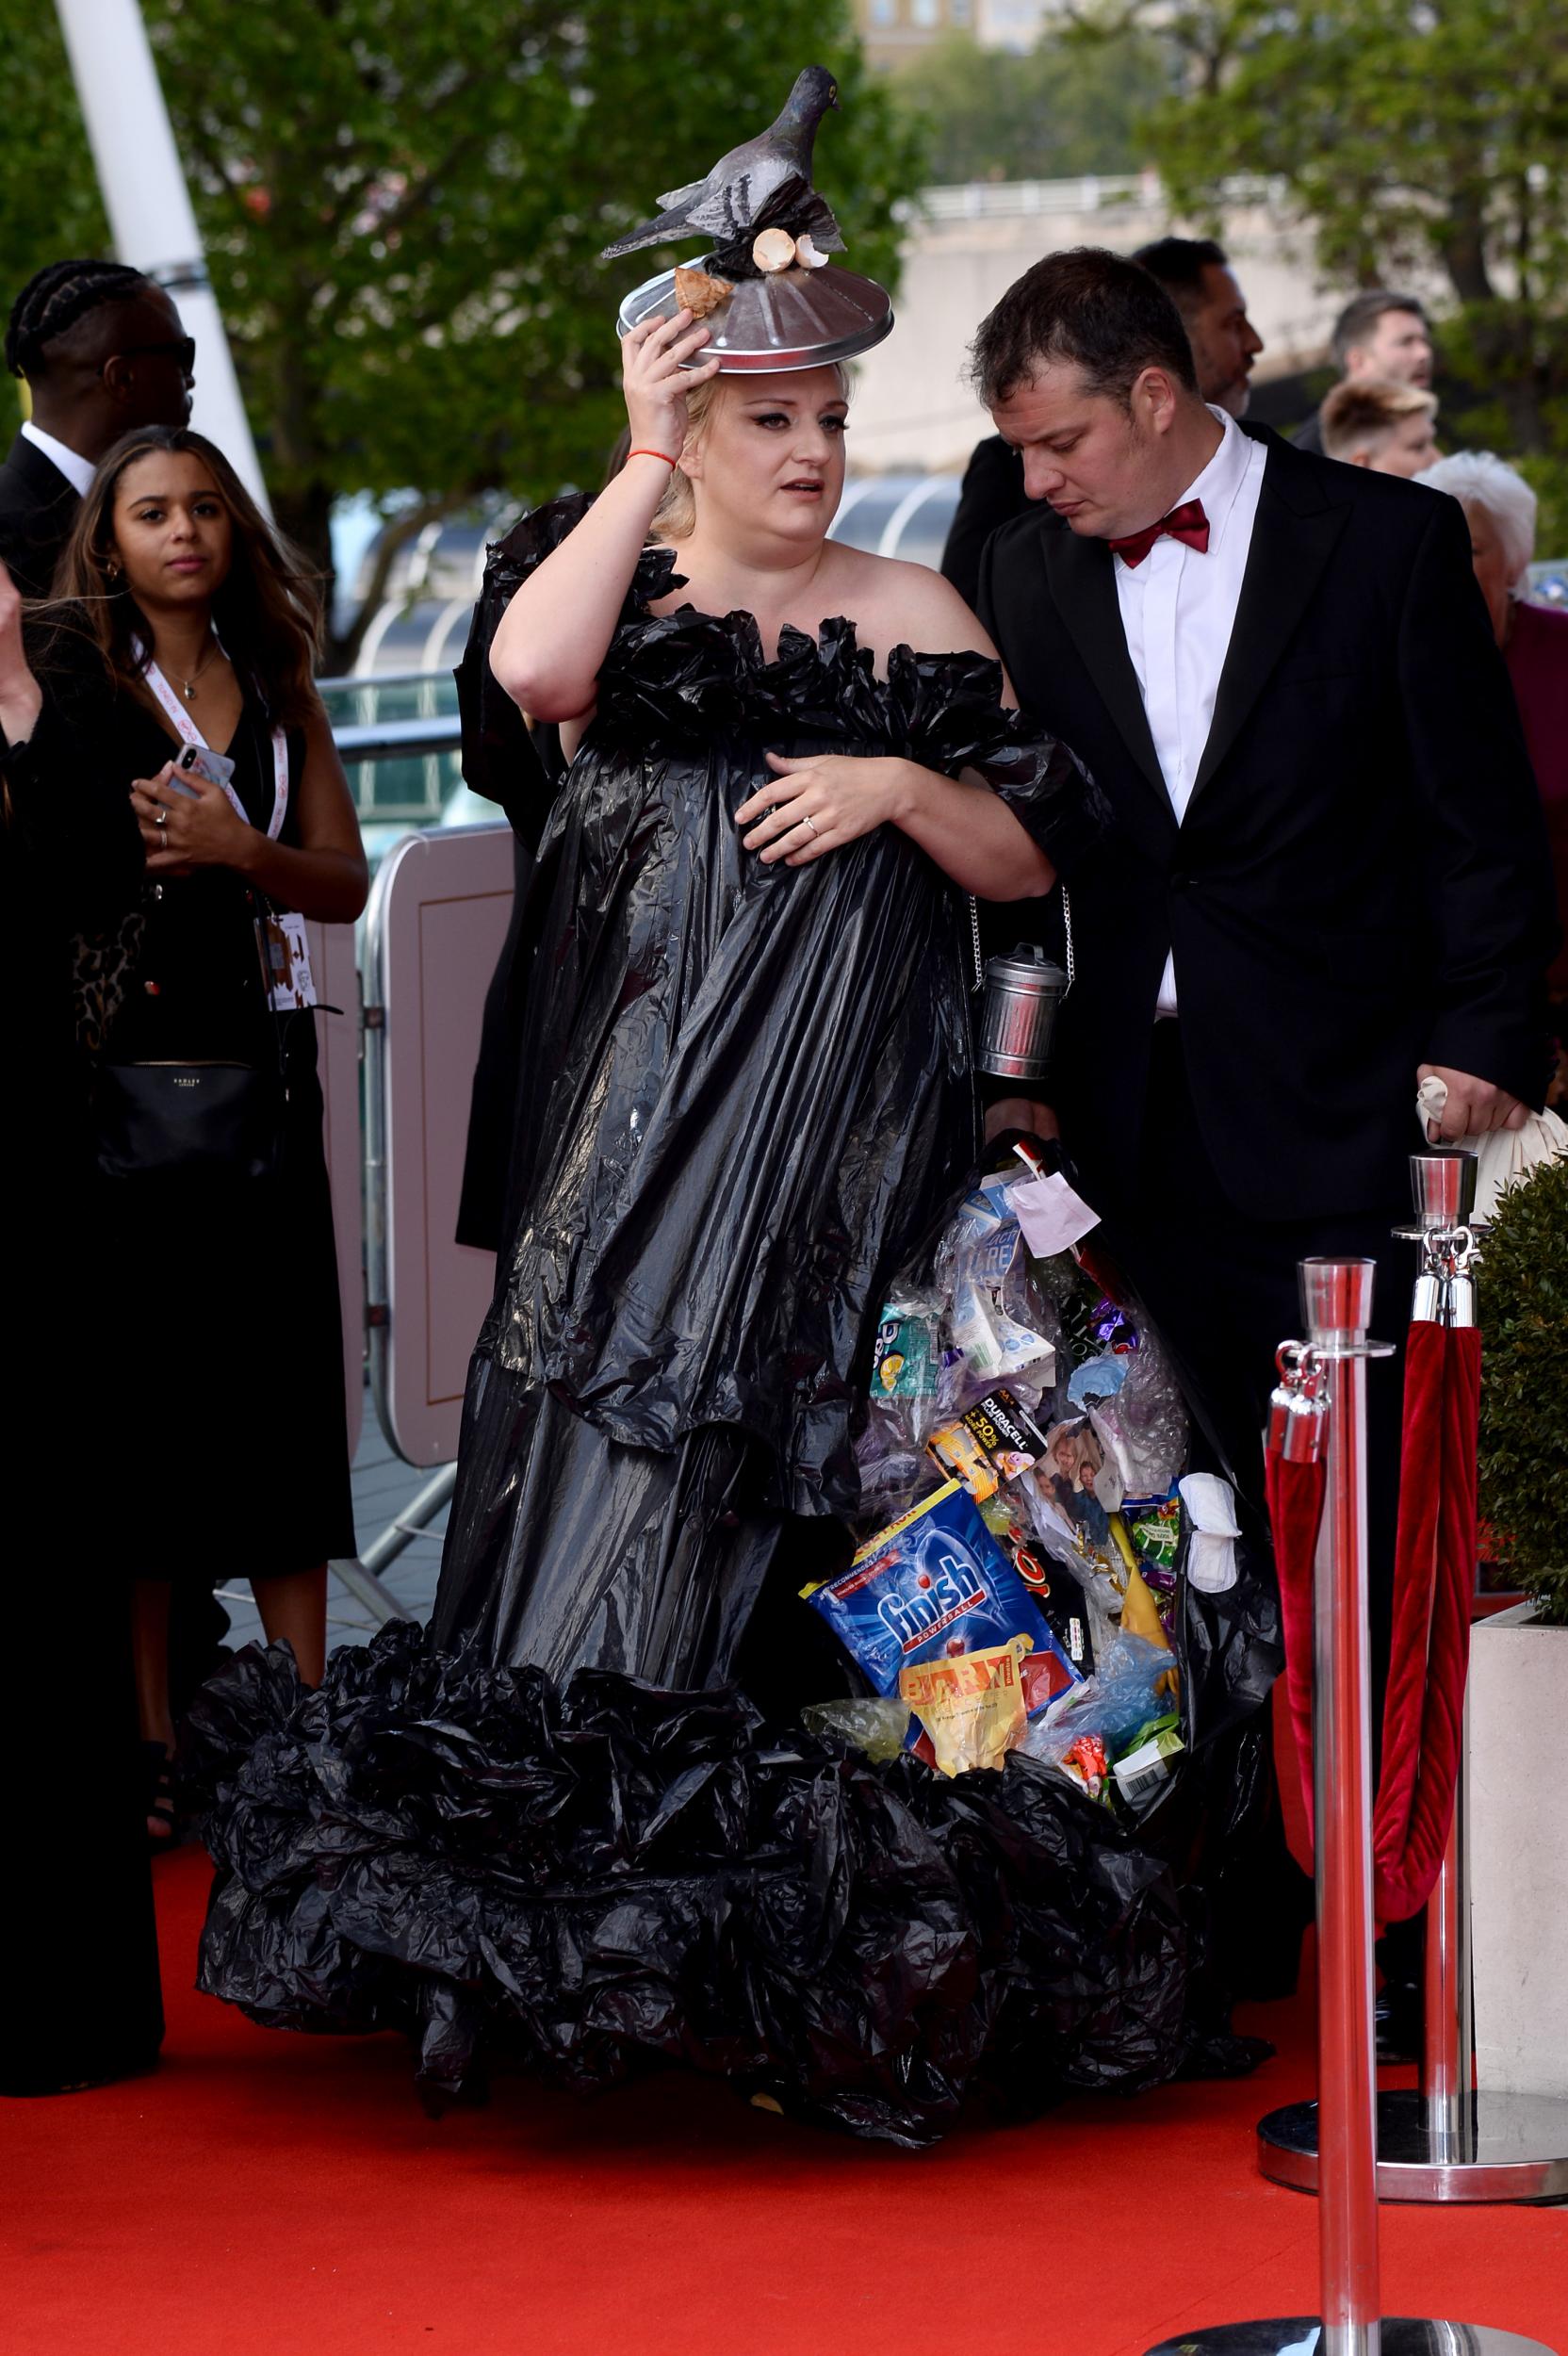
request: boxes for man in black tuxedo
[1,258,194,597]
[971,246,1554,2021]
[972,245,1554,1621]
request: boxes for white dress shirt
[21,418,96,498]
[1113,407,1267,1014]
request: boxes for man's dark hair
[1131,236,1229,313]
[5,257,150,381]
[969,245,1199,410]
[1329,288,1429,373]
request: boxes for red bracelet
[628,448,678,467]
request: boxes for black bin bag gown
[432,499,1102,1686]
[189,499,1230,2144]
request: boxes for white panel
[1471,1605,1568,2098]
[374,826,514,1465]
[302,920,365,1461]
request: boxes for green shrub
[1477,1153,1568,1626]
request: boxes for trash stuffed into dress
[188,496,1277,2145]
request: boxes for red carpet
[5,1844,1565,2356]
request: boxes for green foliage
[1,0,926,663]
[887,26,1172,185]
[1122,0,1568,466]
[1477,1153,1568,1626]
[0,8,108,434]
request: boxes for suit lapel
[1038,522,1170,813]
[1190,434,1350,803]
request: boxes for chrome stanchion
[1260,1162,1568,2208]
[1145,1258,1557,2356]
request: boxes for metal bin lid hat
[603,65,894,374]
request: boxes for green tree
[0,11,108,335]
[1085,0,1568,474]
[1,1,925,669]
[889,26,1172,186]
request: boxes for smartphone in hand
[172,741,237,796]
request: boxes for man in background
[1,258,195,597]
[1319,378,1440,479]
[1294,288,1433,456]
[942,237,1264,606]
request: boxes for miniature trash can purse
[969,891,1073,1083]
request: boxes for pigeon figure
[600,66,843,267]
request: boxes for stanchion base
[1258,2090,1568,2202]
[1142,2322,1555,2354]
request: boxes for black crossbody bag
[91,891,288,1183]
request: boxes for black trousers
[1101,1024,1418,1999]
[1107,1022,1412,1701]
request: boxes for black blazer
[977,424,1557,1221]
[0,433,80,600]
[940,433,1028,612]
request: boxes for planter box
[1469,1601,1568,2100]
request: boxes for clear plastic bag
[857,1284,949,1521]
[1018,1632,1173,1781]
[1087,1318,1188,1500]
[934,1177,1064,1418]
[801,1697,912,1764]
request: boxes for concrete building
[854,0,1067,66]
[845,176,1446,472]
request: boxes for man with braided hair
[1,258,194,597]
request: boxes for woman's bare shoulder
[825,545,998,661]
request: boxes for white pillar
[53,0,270,514]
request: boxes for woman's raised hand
[621,308,722,465]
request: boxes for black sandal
[143,1741,179,1851]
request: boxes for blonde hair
[1319,376,1436,461]
[650,364,852,543]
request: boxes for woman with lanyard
[30,423,368,1841]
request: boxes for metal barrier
[1145,1259,1555,2356]
[1256,1154,1568,2209]
[315,707,507,1621]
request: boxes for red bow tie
[1107,498,1211,568]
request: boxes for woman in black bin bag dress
[190,130,1199,2146]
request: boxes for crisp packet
[900,1637,1032,1776]
[802,1478,1080,1704]
[1125,1487,1182,1574]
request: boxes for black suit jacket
[977,424,1557,1221]
[940,433,1029,612]
[0,432,80,600]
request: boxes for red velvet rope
[1266,1321,1479,1925]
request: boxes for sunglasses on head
[106,335,197,377]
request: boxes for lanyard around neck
[139,646,289,843]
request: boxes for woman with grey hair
[1417,449,1567,1098]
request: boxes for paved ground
[215,1383,447,1649]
